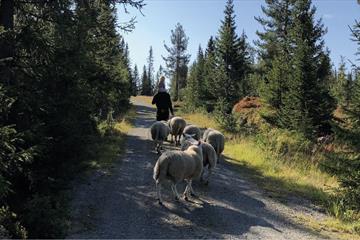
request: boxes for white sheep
[181,133,217,185]
[153,138,203,205]
[183,124,201,140]
[168,116,186,146]
[203,128,225,163]
[150,121,170,154]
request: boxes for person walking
[152,76,174,121]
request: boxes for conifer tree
[331,58,353,107]
[185,46,206,109]
[203,36,217,111]
[141,65,151,95]
[212,0,251,110]
[255,0,295,109]
[279,0,335,137]
[147,46,154,94]
[330,19,360,211]
[132,64,140,95]
[163,23,191,101]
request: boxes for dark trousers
[156,108,169,121]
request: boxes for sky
[117,0,360,81]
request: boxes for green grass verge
[83,106,136,170]
[180,109,360,237]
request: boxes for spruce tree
[203,36,217,111]
[162,23,191,101]
[279,0,335,137]
[185,45,205,109]
[141,65,151,95]
[330,19,360,212]
[255,0,295,109]
[132,64,140,96]
[331,58,353,107]
[147,46,154,94]
[212,0,251,110]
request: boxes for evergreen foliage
[147,46,155,95]
[0,0,143,237]
[140,65,151,95]
[329,19,360,215]
[132,64,140,96]
[212,0,251,110]
[185,46,205,110]
[163,23,191,101]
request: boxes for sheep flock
[150,116,225,205]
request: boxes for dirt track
[67,98,333,239]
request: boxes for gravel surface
[67,99,334,239]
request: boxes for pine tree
[162,23,191,101]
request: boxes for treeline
[181,0,360,219]
[0,0,143,238]
[137,0,360,227]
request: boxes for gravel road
[67,99,333,239]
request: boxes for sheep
[203,128,225,163]
[150,121,170,154]
[153,138,203,205]
[183,124,201,141]
[181,133,217,185]
[168,116,186,146]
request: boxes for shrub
[0,206,27,239]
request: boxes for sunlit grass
[224,139,338,200]
[181,111,219,130]
[294,213,360,240]
[131,95,154,106]
[179,110,360,237]
[85,106,136,169]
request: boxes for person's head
[158,76,166,92]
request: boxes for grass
[84,106,136,169]
[131,95,153,106]
[224,139,337,201]
[179,108,360,237]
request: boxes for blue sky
[118,0,360,80]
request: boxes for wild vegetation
[0,0,143,238]
[172,0,360,235]
[1,0,360,238]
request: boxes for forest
[1,0,360,238]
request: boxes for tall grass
[180,107,360,237]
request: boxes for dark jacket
[152,92,174,121]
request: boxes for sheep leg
[204,169,212,185]
[171,184,180,201]
[156,182,163,205]
[183,183,191,201]
[200,169,205,182]
[189,180,197,197]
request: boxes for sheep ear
[190,133,196,138]
[182,133,186,137]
